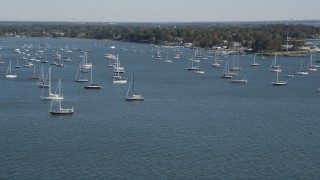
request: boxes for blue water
[1,37,320,179]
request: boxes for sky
[0,0,319,22]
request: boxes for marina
[1,37,320,179]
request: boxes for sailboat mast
[132,73,135,93]
[48,67,51,93]
[58,79,62,110]
[90,65,93,84]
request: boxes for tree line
[1,23,320,51]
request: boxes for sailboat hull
[50,109,74,115]
[125,95,144,101]
[84,84,101,89]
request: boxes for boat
[84,64,101,89]
[30,65,40,80]
[37,66,49,88]
[229,55,241,71]
[49,79,74,115]
[308,54,318,71]
[14,57,21,68]
[5,60,17,78]
[155,50,161,59]
[270,54,281,72]
[172,52,180,59]
[261,50,266,59]
[81,52,92,69]
[251,53,260,66]
[296,59,308,75]
[40,67,64,100]
[230,67,247,83]
[187,52,199,71]
[113,55,125,73]
[211,53,221,68]
[125,73,144,101]
[75,63,89,82]
[23,60,33,67]
[283,74,294,78]
[221,59,235,78]
[272,71,287,86]
[192,60,205,74]
[40,60,49,63]
[0,55,5,64]
[164,52,172,63]
[113,72,127,84]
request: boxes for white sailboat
[0,55,5,64]
[14,57,21,68]
[82,52,92,69]
[113,55,125,73]
[296,59,308,75]
[251,53,260,66]
[261,50,266,59]
[230,67,247,83]
[75,63,89,82]
[164,52,172,63]
[113,72,127,84]
[30,65,40,80]
[272,71,287,86]
[221,59,235,78]
[187,52,199,71]
[49,79,74,115]
[40,67,64,100]
[125,73,144,101]
[37,66,49,88]
[270,54,281,72]
[84,64,101,89]
[229,55,241,71]
[211,53,221,68]
[308,54,318,71]
[5,60,17,78]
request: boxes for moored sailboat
[49,79,74,115]
[125,73,144,101]
[84,64,101,89]
[40,67,64,100]
[5,60,17,78]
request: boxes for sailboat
[187,52,199,71]
[113,55,125,73]
[155,50,161,59]
[75,63,89,82]
[49,79,74,115]
[30,65,40,80]
[125,73,144,101]
[229,55,241,71]
[261,50,266,59]
[40,67,64,100]
[193,60,205,74]
[81,52,92,69]
[113,72,127,84]
[164,52,172,63]
[296,59,308,75]
[221,59,235,78]
[211,53,221,68]
[251,53,260,66]
[230,67,247,83]
[84,64,101,89]
[5,60,17,78]
[272,71,287,86]
[14,57,21,68]
[308,54,318,71]
[37,66,49,88]
[0,55,5,64]
[270,54,281,72]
